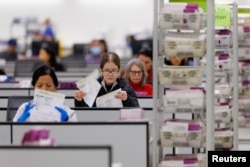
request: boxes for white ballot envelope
[158,66,203,86]
[33,89,65,110]
[119,108,144,120]
[76,75,101,107]
[163,33,206,57]
[96,88,123,107]
[160,10,204,31]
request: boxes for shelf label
[215,4,231,27]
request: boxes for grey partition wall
[11,122,149,167]
[0,124,11,145]
[0,146,112,167]
[0,88,30,96]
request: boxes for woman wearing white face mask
[85,39,108,64]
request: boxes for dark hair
[99,39,108,52]
[99,52,120,69]
[31,65,58,87]
[138,47,152,60]
[40,45,57,68]
[0,69,6,75]
[8,38,17,46]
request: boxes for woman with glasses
[124,58,152,97]
[74,52,139,107]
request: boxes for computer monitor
[131,38,153,55]
[73,43,89,56]
[31,40,59,56]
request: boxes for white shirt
[13,102,77,122]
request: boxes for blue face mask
[90,46,102,55]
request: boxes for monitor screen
[131,38,153,55]
[31,40,59,56]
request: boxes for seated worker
[165,56,186,66]
[85,39,108,64]
[0,39,18,61]
[120,47,153,85]
[124,58,152,96]
[74,52,139,107]
[13,65,77,122]
[38,45,66,71]
[42,18,55,41]
[137,47,153,84]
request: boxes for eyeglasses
[102,69,119,75]
[129,71,143,75]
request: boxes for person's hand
[17,102,35,122]
[74,90,86,102]
[55,106,68,122]
[115,90,128,101]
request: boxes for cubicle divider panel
[0,82,18,88]
[0,87,153,108]
[11,122,149,167]
[0,145,112,167]
[0,97,8,108]
[0,107,154,122]
[0,88,30,96]
[0,123,11,145]
[0,109,6,122]
[74,108,154,122]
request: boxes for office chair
[14,59,44,78]
[6,96,33,122]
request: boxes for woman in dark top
[74,52,139,107]
[38,45,66,72]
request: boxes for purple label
[38,129,50,140]
[243,27,250,33]
[59,82,77,89]
[183,9,195,13]
[242,81,250,86]
[218,54,229,60]
[217,29,231,35]
[244,115,250,118]
[242,63,250,67]
[184,158,198,164]
[188,123,201,131]
[218,103,229,106]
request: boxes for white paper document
[0,75,8,82]
[96,88,123,107]
[33,89,65,110]
[76,75,101,107]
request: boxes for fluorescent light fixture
[0,0,61,5]
[77,0,146,5]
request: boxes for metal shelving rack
[152,1,239,167]
[237,6,250,147]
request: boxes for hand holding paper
[74,90,87,102]
[115,90,128,101]
[76,75,101,107]
[54,106,69,122]
[96,89,123,107]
